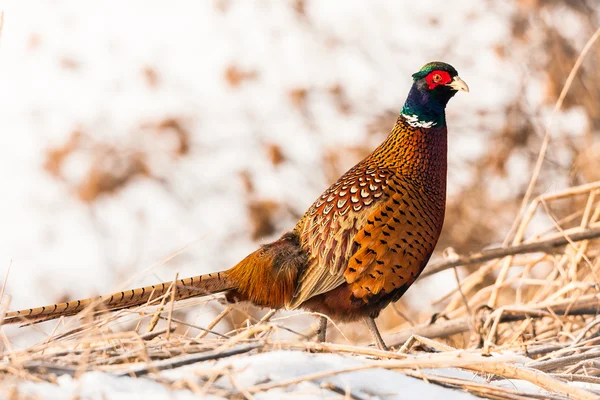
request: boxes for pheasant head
[401,61,469,128]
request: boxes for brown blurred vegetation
[43,116,194,203]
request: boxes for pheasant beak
[447,76,469,92]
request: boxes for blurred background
[0,0,598,347]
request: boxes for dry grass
[3,181,600,399]
[3,2,600,399]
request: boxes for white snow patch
[17,351,485,399]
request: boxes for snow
[19,372,204,400]
[17,351,482,400]
[16,350,593,399]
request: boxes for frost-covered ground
[17,352,480,400]
[0,1,595,398]
[16,351,582,400]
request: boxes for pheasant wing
[287,165,391,309]
[344,182,444,302]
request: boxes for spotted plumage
[4,61,468,350]
[289,117,449,313]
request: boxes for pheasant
[3,62,468,350]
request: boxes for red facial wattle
[425,70,452,90]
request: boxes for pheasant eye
[432,74,442,83]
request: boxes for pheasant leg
[317,316,327,342]
[364,317,388,351]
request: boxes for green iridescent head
[411,62,458,81]
[401,61,469,127]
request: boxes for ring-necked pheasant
[3,62,468,350]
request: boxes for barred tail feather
[2,272,234,325]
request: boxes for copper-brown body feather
[225,232,307,309]
[289,116,447,321]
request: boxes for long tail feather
[2,272,234,325]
